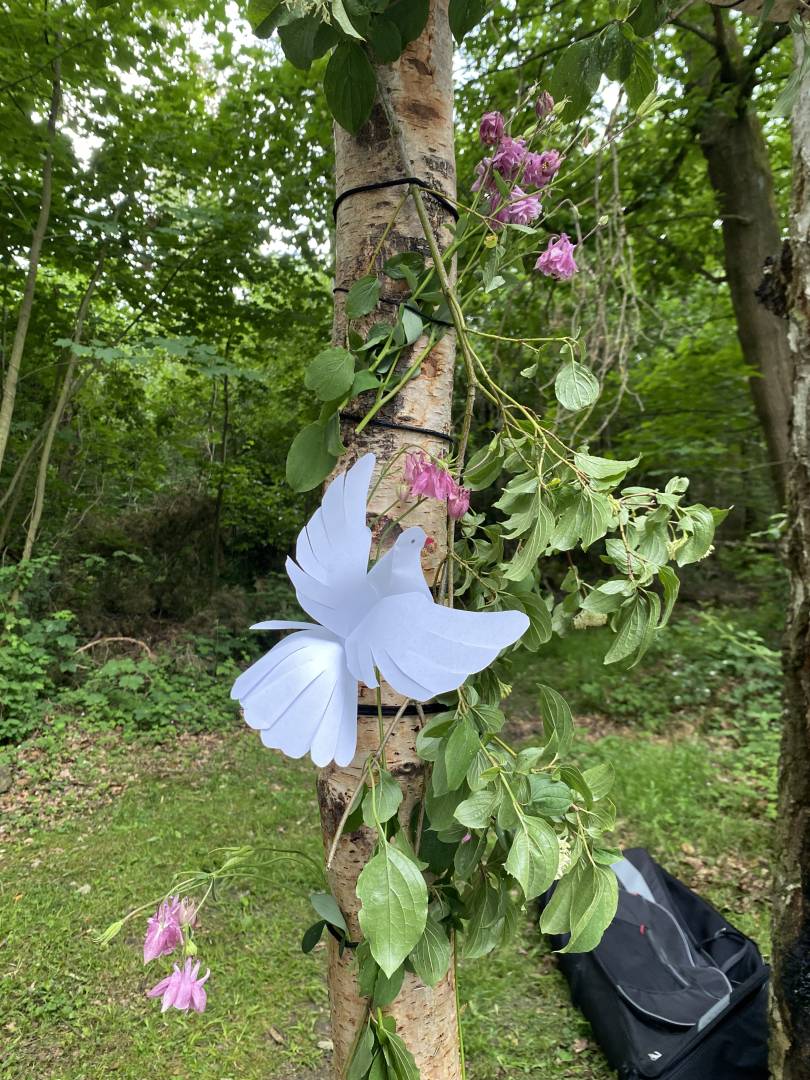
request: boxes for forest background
[0,1,796,1077]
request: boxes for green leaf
[582,579,633,614]
[383,251,424,286]
[503,496,554,581]
[443,717,480,793]
[539,871,576,935]
[582,761,614,801]
[367,1051,387,1080]
[310,892,349,934]
[555,360,600,412]
[331,0,365,38]
[345,274,382,319]
[357,842,428,977]
[454,788,498,829]
[574,451,639,484]
[347,1023,377,1080]
[628,0,670,37]
[604,594,649,665]
[301,920,326,952]
[286,422,337,492]
[559,863,619,953]
[528,775,573,817]
[399,307,423,345]
[350,369,382,396]
[658,565,680,627]
[626,41,657,110]
[357,940,405,1007]
[278,16,330,69]
[305,347,355,400]
[324,42,377,134]
[381,1029,420,1080]
[464,439,503,490]
[549,38,603,119]
[246,0,283,37]
[505,816,559,900]
[385,0,429,46]
[410,913,451,987]
[537,683,574,757]
[448,0,487,43]
[454,829,487,878]
[462,876,504,960]
[675,505,717,566]
[367,15,403,63]
[362,769,403,827]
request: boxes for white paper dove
[230,453,529,767]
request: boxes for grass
[0,607,779,1079]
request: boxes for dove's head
[395,526,427,552]
[386,526,428,589]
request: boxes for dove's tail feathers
[345,593,530,700]
[230,628,358,768]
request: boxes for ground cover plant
[0,606,776,1079]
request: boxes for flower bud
[535,91,554,119]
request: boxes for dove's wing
[230,628,358,767]
[286,454,376,637]
[344,593,529,700]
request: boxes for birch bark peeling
[318,4,461,1076]
[772,22,810,1079]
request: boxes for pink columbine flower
[147,957,210,1013]
[447,485,471,520]
[404,451,453,501]
[492,188,542,227]
[535,91,554,119]
[479,111,505,146]
[491,137,527,181]
[535,233,578,280]
[143,897,183,964]
[523,149,562,189]
[403,452,470,520]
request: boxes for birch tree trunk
[316,4,461,1076]
[771,19,810,1078]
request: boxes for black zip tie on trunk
[340,412,455,445]
[332,176,459,222]
[356,702,445,717]
[332,286,453,329]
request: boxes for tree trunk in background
[0,58,60,479]
[316,4,461,1076]
[772,22,810,1079]
[698,103,792,499]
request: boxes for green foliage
[0,561,77,744]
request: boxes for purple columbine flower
[147,958,210,1013]
[492,188,543,227]
[491,136,527,181]
[535,91,554,119]
[447,485,471,520]
[523,149,562,189]
[143,897,184,964]
[479,111,505,146]
[471,157,497,198]
[535,233,578,280]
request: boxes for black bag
[541,848,769,1080]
